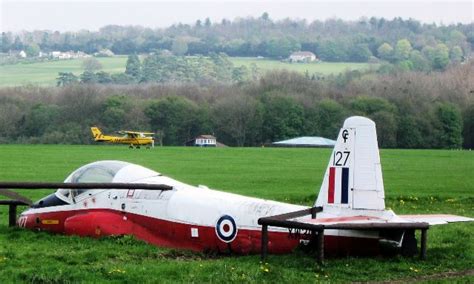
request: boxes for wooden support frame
[258,206,430,263]
[258,207,325,263]
[0,200,29,227]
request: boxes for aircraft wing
[119,130,154,135]
[398,214,474,225]
[297,215,387,225]
[293,216,416,229]
[295,214,473,227]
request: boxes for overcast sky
[1,0,472,33]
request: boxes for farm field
[0,56,374,86]
[231,57,375,75]
[0,145,472,282]
[0,56,128,86]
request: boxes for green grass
[0,56,374,86]
[230,57,375,75]
[0,145,472,282]
[0,57,127,86]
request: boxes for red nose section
[64,211,134,237]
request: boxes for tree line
[57,53,259,86]
[0,61,472,149]
[1,16,472,70]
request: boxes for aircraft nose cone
[17,212,33,228]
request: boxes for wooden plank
[0,182,173,191]
[259,207,322,222]
[259,218,325,231]
[0,200,29,206]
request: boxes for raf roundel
[215,215,238,243]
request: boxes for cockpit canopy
[56,160,160,203]
[66,161,130,183]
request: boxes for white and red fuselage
[18,161,383,255]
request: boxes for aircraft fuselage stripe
[341,167,349,204]
[328,167,335,203]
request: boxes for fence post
[316,229,324,263]
[8,204,17,227]
[420,229,427,260]
[261,224,268,261]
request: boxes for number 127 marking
[334,151,350,166]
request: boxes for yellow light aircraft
[91,127,155,149]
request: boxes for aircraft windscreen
[68,161,129,183]
[57,161,131,201]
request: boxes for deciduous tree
[25,43,40,57]
[432,43,450,70]
[377,43,393,61]
[125,54,141,79]
[435,103,462,148]
[145,96,201,145]
[82,57,103,72]
[57,72,79,86]
[261,95,304,142]
[213,94,263,146]
[171,38,188,56]
[394,39,412,61]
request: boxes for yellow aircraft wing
[118,130,155,136]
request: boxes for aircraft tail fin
[91,127,103,140]
[315,116,385,210]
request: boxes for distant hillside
[0,56,373,86]
[1,16,472,67]
[0,61,472,148]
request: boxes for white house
[186,135,217,147]
[289,51,317,62]
[18,50,27,58]
[94,49,115,57]
[50,51,90,59]
[51,51,61,58]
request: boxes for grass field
[0,57,127,86]
[231,57,375,75]
[0,56,374,86]
[0,145,472,282]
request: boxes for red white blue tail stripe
[328,167,349,204]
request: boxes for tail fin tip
[91,127,102,139]
[315,116,385,211]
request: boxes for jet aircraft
[8,117,473,255]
